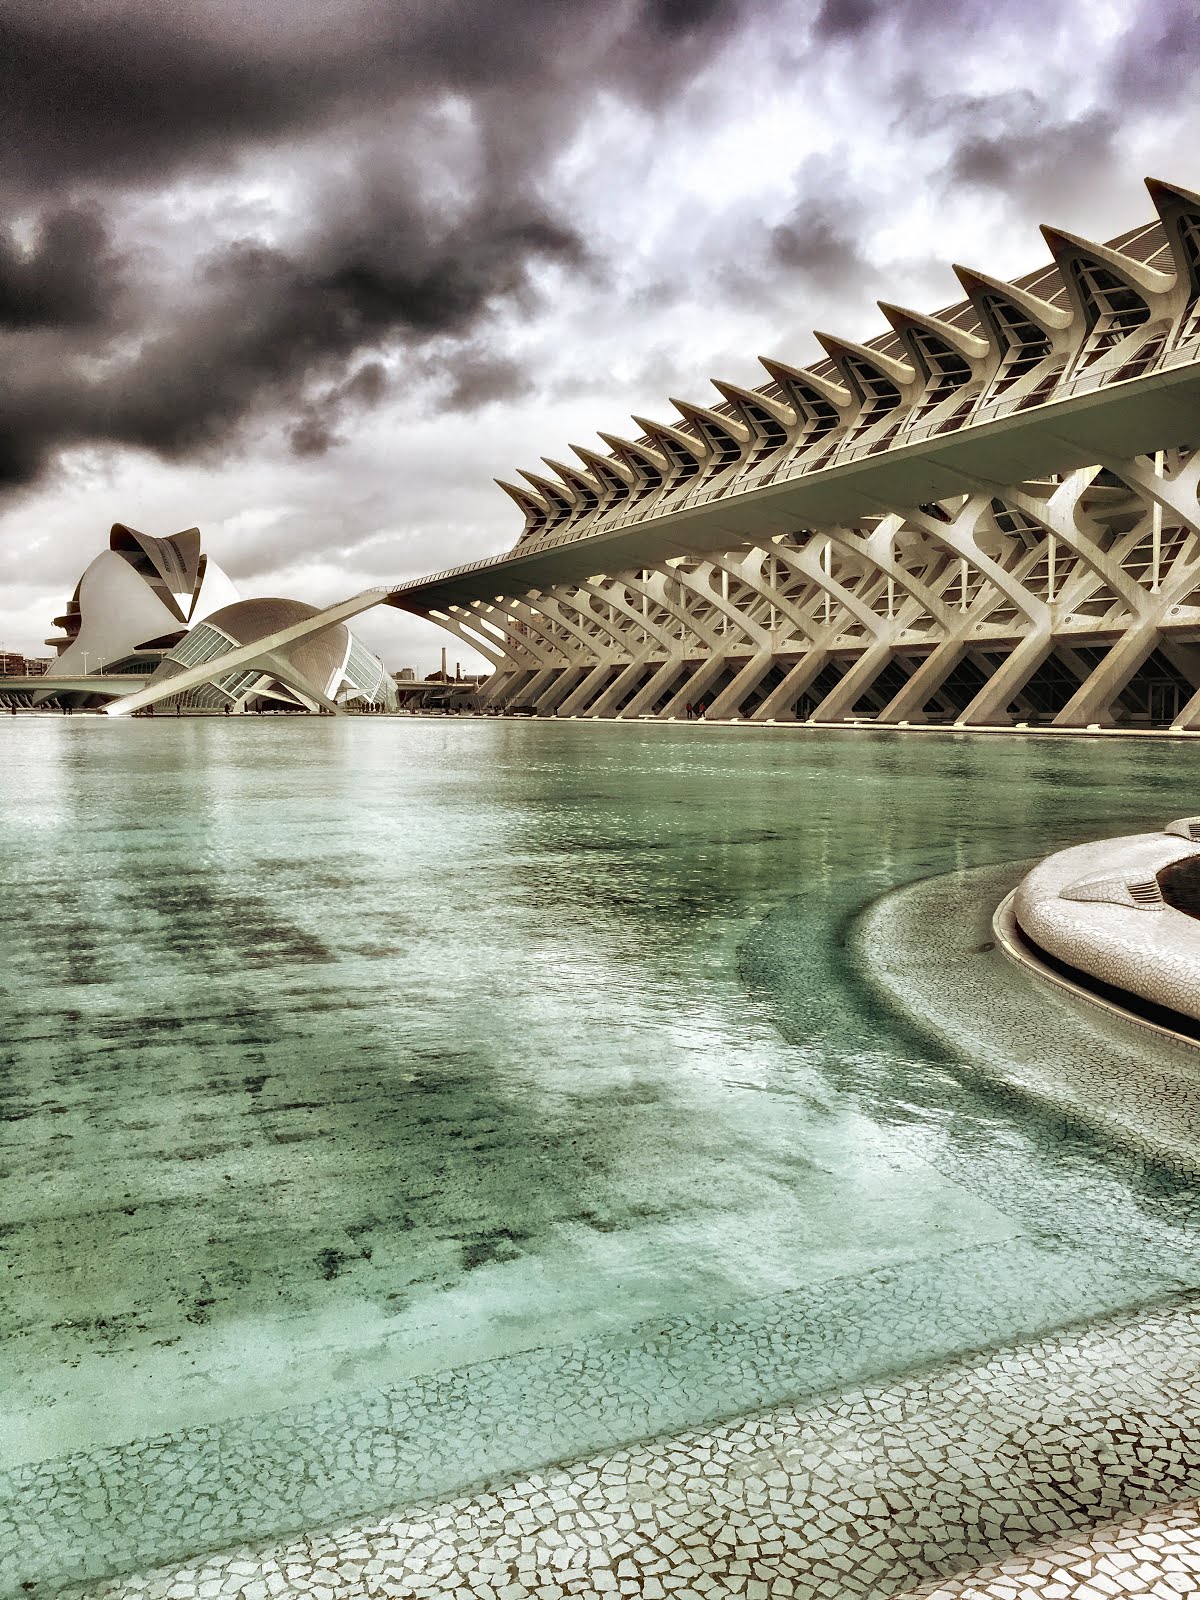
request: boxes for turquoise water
[3,717,1200,1588]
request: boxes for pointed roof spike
[109,524,198,623]
[543,458,603,497]
[757,357,852,408]
[1039,225,1173,295]
[1143,178,1200,292]
[517,467,578,506]
[710,380,796,427]
[631,415,705,458]
[570,443,636,483]
[597,430,669,470]
[668,397,750,443]
[813,332,917,387]
[1145,176,1200,212]
[495,478,549,516]
[877,301,989,361]
[951,264,1073,330]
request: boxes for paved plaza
[71,1297,1200,1599]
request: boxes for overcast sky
[1,0,1198,671]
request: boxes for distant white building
[45,525,397,712]
[105,180,1200,733]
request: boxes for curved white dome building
[142,597,398,713]
[43,526,396,713]
[46,524,240,677]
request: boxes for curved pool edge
[994,887,1200,1054]
[849,861,1200,1184]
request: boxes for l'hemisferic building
[107,178,1200,731]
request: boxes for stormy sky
[1,0,1198,670]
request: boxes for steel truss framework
[105,179,1200,729]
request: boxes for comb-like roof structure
[370,179,1200,735]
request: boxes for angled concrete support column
[478,669,526,709]
[1170,678,1200,730]
[748,650,833,722]
[659,652,743,719]
[956,630,1055,726]
[494,669,544,708]
[478,660,539,708]
[876,637,967,724]
[558,661,620,716]
[809,639,897,722]
[427,608,516,708]
[704,650,777,719]
[1052,623,1161,727]
[616,655,692,718]
[519,666,567,708]
[533,665,591,714]
[585,650,663,718]
[1159,638,1200,687]
[480,598,565,671]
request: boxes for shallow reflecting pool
[2,717,1199,1590]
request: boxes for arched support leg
[748,650,833,722]
[876,637,966,724]
[956,630,1055,726]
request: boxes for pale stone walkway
[75,1295,1200,1600]
[909,1499,1200,1598]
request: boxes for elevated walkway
[0,673,148,702]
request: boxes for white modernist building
[46,526,397,712]
[111,178,1200,731]
[47,523,239,678]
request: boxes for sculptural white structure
[111,178,1200,731]
[47,524,239,678]
[997,818,1200,1035]
[48,526,396,712]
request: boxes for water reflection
[1,717,1198,1480]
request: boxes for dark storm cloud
[0,207,125,330]
[0,0,767,490]
[289,363,390,459]
[879,0,1200,223]
[0,0,754,195]
[770,196,871,291]
[1108,0,1200,105]
[710,148,880,324]
[0,201,581,481]
[440,352,535,413]
[809,0,1036,46]
[946,102,1120,212]
[810,0,881,40]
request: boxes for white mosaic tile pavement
[906,1497,1200,1599]
[71,1295,1200,1600]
